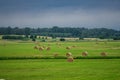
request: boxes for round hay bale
[34,46,39,49]
[39,47,44,51]
[82,51,88,56]
[66,52,72,57]
[67,56,74,62]
[101,52,107,56]
[42,46,46,48]
[54,53,59,57]
[46,47,51,50]
[66,46,71,50]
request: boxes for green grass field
[0,40,120,80]
[0,59,120,80]
[0,40,120,57]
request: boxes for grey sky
[0,0,120,30]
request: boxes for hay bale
[39,47,44,51]
[82,51,88,56]
[66,52,72,57]
[101,52,107,56]
[54,53,59,57]
[67,56,74,62]
[66,46,71,50]
[34,46,39,49]
[46,47,51,50]
[42,46,46,48]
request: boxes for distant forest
[0,26,120,39]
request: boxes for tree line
[0,26,120,40]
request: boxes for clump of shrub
[113,37,120,40]
[60,38,65,41]
[32,38,36,42]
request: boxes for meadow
[0,40,120,80]
[0,40,120,57]
[0,59,120,80]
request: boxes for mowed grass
[0,40,120,57]
[0,40,120,80]
[0,59,120,80]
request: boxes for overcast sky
[0,0,120,30]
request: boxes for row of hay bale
[53,51,107,62]
[34,45,107,57]
[81,51,107,56]
[53,52,107,57]
[33,42,107,63]
[34,45,77,51]
[34,45,51,51]
[66,51,107,57]
[77,51,107,57]
[66,52,107,62]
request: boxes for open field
[0,40,120,80]
[0,40,120,57]
[0,59,120,80]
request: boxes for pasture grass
[0,40,120,80]
[0,59,120,80]
[0,40,120,57]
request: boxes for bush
[113,37,120,40]
[32,38,36,41]
[60,38,65,41]
[41,39,46,42]
[25,35,29,38]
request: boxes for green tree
[60,38,65,41]
[24,27,30,35]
